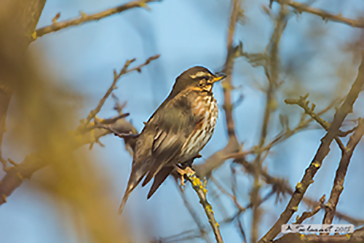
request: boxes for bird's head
[172,66,226,94]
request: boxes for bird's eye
[199,82,204,87]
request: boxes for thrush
[118,66,226,214]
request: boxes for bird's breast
[181,95,218,160]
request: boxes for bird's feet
[174,165,195,186]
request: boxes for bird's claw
[174,165,195,186]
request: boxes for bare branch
[295,195,325,224]
[83,54,160,126]
[231,166,247,243]
[223,0,241,138]
[226,97,343,162]
[272,0,364,28]
[210,176,245,212]
[285,95,346,151]
[34,0,161,40]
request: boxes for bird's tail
[147,166,174,199]
[118,184,133,214]
[118,163,146,214]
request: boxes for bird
[118,66,226,214]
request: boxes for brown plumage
[118,66,226,214]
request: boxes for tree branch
[272,0,364,28]
[223,0,241,138]
[34,0,161,40]
[83,54,160,126]
[226,97,343,161]
[285,95,346,151]
[295,194,325,224]
[186,173,224,243]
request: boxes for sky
[1,0,364,242]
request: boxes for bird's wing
[141,91,202,187]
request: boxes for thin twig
[295,194,325,224]
[33,0,161,40]
[93,120,137,139]
[83,54,160,126]
[94,113,130,125]
[285,95,346,151]
[223,190,276,225]
[80,113,130,134]
[223,0,241,138]
[210,176,245,212]
[157,229,202,243]
[112,93,127,114]
[231,166,247,243]
[226,97,343,161]
[272,0,364,28]
[285,95,351,136]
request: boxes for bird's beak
[211,73,227,83]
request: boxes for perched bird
[119,66,226,214]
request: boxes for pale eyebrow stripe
[189,71,211,79]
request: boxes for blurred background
[1,0,364,242]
